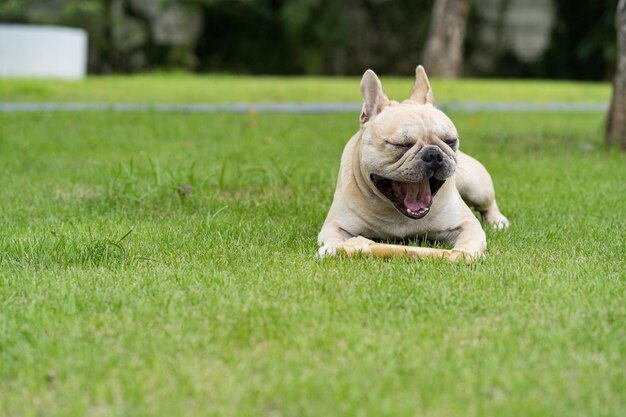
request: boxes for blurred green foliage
[195,0,434,75]
[0,0,618,79]
[493,0,617,80]
[539,0,617,80]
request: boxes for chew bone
[337,236,476,265]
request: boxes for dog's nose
[421,148,444,165]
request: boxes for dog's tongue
[397,181,431,212]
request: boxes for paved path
[0,101,608,113]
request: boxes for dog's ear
[360,69,388,125]
[409,65,434,105]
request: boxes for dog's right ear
[360,69,388,125]
[409,65,434,105]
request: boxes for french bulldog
[317,66,509,263]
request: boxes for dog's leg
[447,218,487,264]
[455,151,509,229]
[479,199,509,230]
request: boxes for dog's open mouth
[370,173,445,219]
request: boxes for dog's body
[318,66,508,262]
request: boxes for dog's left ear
[409,65,434,105]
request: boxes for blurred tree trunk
[607,0,626,150]
[423,0,469,78]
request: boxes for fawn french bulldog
[318,66,509,264]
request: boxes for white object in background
[0,24,88,79]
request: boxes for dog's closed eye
[386,141,413,149]
[443,137,458,149]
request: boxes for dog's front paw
[317,237,376,259]
[447,249,478,265]
[317,244,340,259]
[339,236,375,256]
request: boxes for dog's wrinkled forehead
[370,104,457,142]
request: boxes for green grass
[1,105,625,416]
[0,74,612,103]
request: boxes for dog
[317,66,509,263]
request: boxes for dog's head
[358,66,459,219]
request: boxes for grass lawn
[0,74,612,103]
[1,80,625,416]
